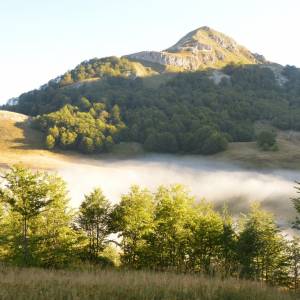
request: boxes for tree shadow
[11,119,45,150]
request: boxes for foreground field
[0,266,297,300]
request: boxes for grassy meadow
[0,266,298,300]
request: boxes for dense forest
[0,166,300,290]
[3,57,300,154]
[36,102,125,153]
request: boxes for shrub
[256,130,277,151]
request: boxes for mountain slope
[6,26,267,96]
[3,27,300,157]
[0,110,70,169]
[126,26,266,70]
[0,111,40,151]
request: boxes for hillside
[2,27,300,158]
[0,110,71,169]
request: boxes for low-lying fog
[57,154,300,228]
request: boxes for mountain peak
[126,26,266,71]
[166,26,238,53]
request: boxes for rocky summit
[125,26,266,70]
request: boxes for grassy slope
[0,111,70,170]
[0,110,143,171]
[0,266,297,300]
[215,126,300,169]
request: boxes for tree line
[0,166,300,290]
[4,60,300,155]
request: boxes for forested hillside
[3,26,300,155]
[4,60,300,155]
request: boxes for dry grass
[0,111,44,151]
[215,129,300,169]
[0,266,297,300]
[0,110,77,170]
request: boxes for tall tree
[219,204,238,277]
[151,185,195,271]
[0,166,77,267]
[32,176,78,268]
[237,203,289,285]
[0,166,55,264]
[77,188,111,261]
[111,185,155,268]
[188,200,224,274]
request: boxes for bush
[201,132,228,154]
[256,130,277,151]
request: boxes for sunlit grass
[0,265,297,300]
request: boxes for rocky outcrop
[125,26,266,71]
[127,50,222,70]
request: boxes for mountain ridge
[125,26,267,71]
[4,26,275,102]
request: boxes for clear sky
[1,0,299,103]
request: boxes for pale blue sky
[1,0,299,103]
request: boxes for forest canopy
[36,101,125,153]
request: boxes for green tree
[111,185,155,268]
[77,188,111,261]
[220,205,238,277]
[151,185,195,271]
[201,131,228,154]
[111,104,121,123]
[80,137,95,153]
[256,130,277,151]
[60,72,73,86]
[60,130,77,149]
[79,97,91,111]
[145,132,178,153]
[48,126,60,138]
[237,203,289,285]
[46,134,56,149]
[0,166,60,265]
[30,176,78,267]
[188,200,224,274]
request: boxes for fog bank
[57,154,300,226]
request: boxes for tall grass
[0,266,297,300]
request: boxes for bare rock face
[125,26,265,71]
[127,50,220,70]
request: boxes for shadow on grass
[11,119,45,151]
